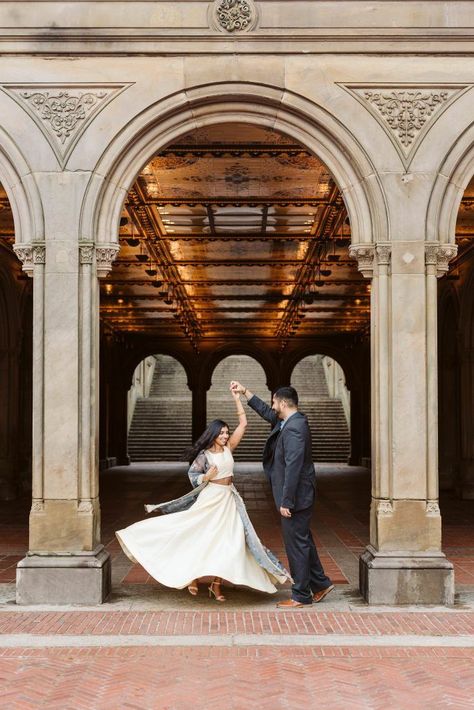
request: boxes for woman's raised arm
[227,388,247,452]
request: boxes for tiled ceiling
[103,123,369,348]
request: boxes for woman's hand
[205,465,218,481]
[230,388,241,401]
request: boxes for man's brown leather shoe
[313,584,335,603]
[276,598,307,609]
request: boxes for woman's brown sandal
[208,580,226,602]
[187,580,199,596]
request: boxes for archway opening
[437,172,474,586]
[127,354,192,462]
[0,181,32,584]
[208,354,270,461]
[97,118,372,594]
[291,355,350,463]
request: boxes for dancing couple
[116,382,334,607]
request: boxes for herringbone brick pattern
[1,609,474,636]
[1,649,474,710]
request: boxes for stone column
[14,240,118,605]
[192,383,207,443]
[350,242,456,605]
[459,345,474,499]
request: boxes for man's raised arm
[230,381,279,426]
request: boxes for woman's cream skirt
[116,483,278,593]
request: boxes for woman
[116,387,291,602]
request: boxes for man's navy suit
[248,394,332,604]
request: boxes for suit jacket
[247,394,316,512]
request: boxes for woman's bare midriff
[209,476,233,486]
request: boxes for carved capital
[96,244,119,278]
[211,0,257,33]
[375,244,391,266]
[425,243,457,277]
[349,244,375,278]
[13,243,45,276]
[79,244,95,265]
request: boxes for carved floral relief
[342,84,468,167]
[212,0,257,33]
[1,84,130,167]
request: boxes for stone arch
[124,347,194,391]
[283,344,359,392]
[81,81,389,250]
[428,120,474,245]
[0,126,43,246]
[201,343,277,393]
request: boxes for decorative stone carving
[375,244,391,267]
[1,84,130,167]
[342,85,467,167]
[425,243,458,277]
[30,500,45,513]
[78,500,94,513]
[426,501,441,515]
[211,0,257,33]
[376,500,393,515]
[13,244,45,276]
[365,89,449,148]
[79,244,95,265]
[96,245,120,278]
[349,244,375,278]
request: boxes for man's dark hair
[273,386,298,407]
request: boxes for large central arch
[81,82,389,248]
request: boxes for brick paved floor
[1,464,474,708]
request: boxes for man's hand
[280,507,292,518]
[230,381,245,395]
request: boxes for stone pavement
[1,464,474,708]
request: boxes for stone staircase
[291,356,351,462]
[207,355,272,462]
[128,355,192,461]
[128,354,351,463]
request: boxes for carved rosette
[13,244,45,276]
[212,0,257,33]
[425,243,457,277]
[96,245,119,278]
[349,244,375,278]
[79,244,95,265]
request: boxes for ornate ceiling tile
[341,84,469,168]
[1,83,131,167]
[210,0,258,34]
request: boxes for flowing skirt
[116,483,278,593]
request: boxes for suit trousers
[281,506,332,604]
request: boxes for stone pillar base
[16,545,111,605]
[360,545,454,605]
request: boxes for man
[230,381,334,608]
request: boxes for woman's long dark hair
[185,419,229,465]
